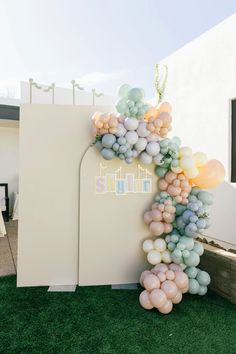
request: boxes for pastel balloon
[142,239,154,253]
[158,102,172,113]
[150,221,165,236]
[143,211,153,224]
[162,250,172,264]
[101,148,115,160]
[135,138,148,151]
[146,142,160,156]
[136,122,150,137]
[154,238,166,252]
[198,285,208,296]
[184,251,200,267]
[102,134,116,148]
[125,131,138,145]
[139,270,152,287]
[140,152,153,165]
[174,271,189,289]
[139,290,154,309]
[193,242,204,256]
[124,117,139,131]
[118,83,131,98]
[193,152,207,167]
[171,290,182,304]
[143,274,160,291]
[188,278,200,294]
[115,123,127,137]
[191,159,225,189]
[185,266,198,279]
[128,88,144,102]
[149,289,167,308]
[116,98,128,114]
[147,250,162,265]
[158,299,173,314]
[161,280,178,299]
[196,270,211,286]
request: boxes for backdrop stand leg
[48,285,77,292]
[111,283,138,290]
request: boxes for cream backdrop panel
[79,148,157,285]
[17,104,112,286]
[18,104,158,287]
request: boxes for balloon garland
[91,83,225,314]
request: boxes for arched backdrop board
[79,148,158,285]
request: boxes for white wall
[160,14,236,244]
[0,126,19,211]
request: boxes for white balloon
[146,142,160,156]
[161,250,172,264]
[135,137,147,151]
[140,152,152,164]
[147,250,162,265]
[153,153,164,165]
[132,149,140,158]
[115,123,127,137]
[154,238,166,252]
[179,146,192,157]
[143,239,154,253]
[136,122,150,138]
[125,131,139,145]
[124,117,139,131]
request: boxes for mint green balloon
[128,88,143,102]
[193,242,204,256]
[167,242,176,251]
[191,186,201,196]
[116,98,128,114]
[189,279,200,294]
[171,253,183,264]
[185,266,198,279]
[118,84,131,98]
[182,249,190,258]
[184,251,200,267]
[198,285,208,296]
[179,236,194,251]
[170,234,179,243]
[198,191,214,205]
[155,166,168,177]
[196,270,211,286]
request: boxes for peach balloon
[158,102,172,113]
[164,223,173,234]
[139,290,154,310]
[150,221,165,236]
[149,289,167,308]
[166,270,175,281]
[158,299,173,314]
[181,285,189,294]
[152,263,166,273]
[191,159,225,189]
[172,291,183,304]
[143,274,160,292]
[161,280,178,299]
[157,272,166,282]
[174,271,189,289]
[151,209,162,221]
[139,270,152,287]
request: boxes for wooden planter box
[200,243,236,304]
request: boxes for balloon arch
[91,83,225,314]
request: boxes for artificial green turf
[0,276,236,354]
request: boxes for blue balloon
[102,134,116,148]
[95,140,103,151]
[198,285,208,296]
[196,270,211,286]
[101,148,115,160]
[189,279,200,294]
[185,266,198,279]
[184,251,200,267]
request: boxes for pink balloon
[157,272,166,283]
[166,270,175,281]
[139,270,152,287]
[163,223,173,234]
[169,263,182,272]
[158,299,173,314]
[161,280,178,299]
[139,290,154,310]
[143,211,152,224]
[151,263,166,274]
[150,221,164,236]
[151,209,162,221]
[172,290,183,304]
[167,185,181,197]
[149,289,167,308]
[174,272,189,290]
[143,274,160,292]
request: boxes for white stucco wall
[160,14,236,245]
[0,126,19,211]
